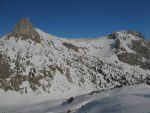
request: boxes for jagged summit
[8,18,41,43]
[12,18,34,35]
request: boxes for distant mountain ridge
[0,18,150,104]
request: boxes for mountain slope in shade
[0,19,150,105]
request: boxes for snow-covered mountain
[0,18,150,105]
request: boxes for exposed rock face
[9,18,41,43]
[131,40,150,59]
[62,42,79,52]
[108,32,118,39]
[12,18,34,35]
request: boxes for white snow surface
[1,84,150,113]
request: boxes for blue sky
[0,0,150,39]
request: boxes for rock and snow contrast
[0,18,150,112]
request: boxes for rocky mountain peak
[108,30,145,40]
[9,18,41,43]
[125,30,145,39]
[12,18,34,35]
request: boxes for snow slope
[1,84,150,113]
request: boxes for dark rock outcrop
[108,33,118,39]
[9,18,41,43]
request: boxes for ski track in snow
[0,84,150,113]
